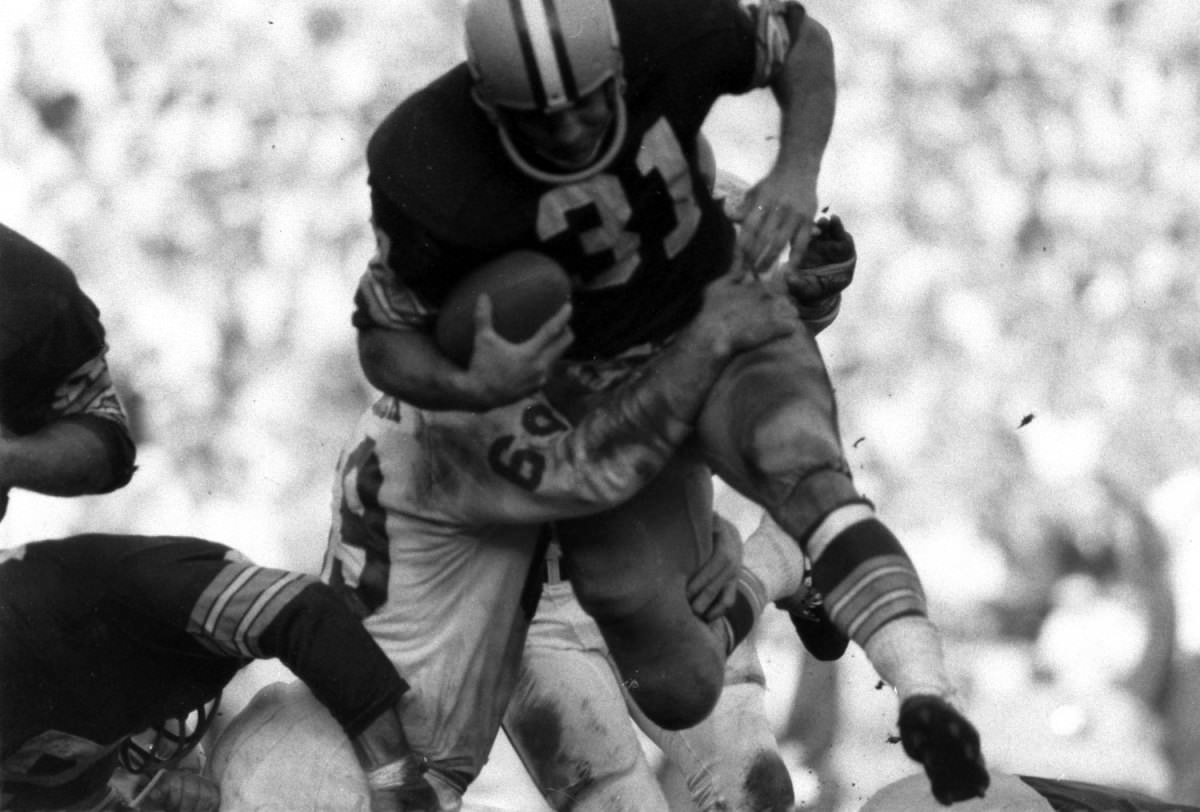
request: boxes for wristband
[366,755,426,790]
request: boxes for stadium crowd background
[2,1,1199,809]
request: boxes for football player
[347,0,987,804]
[210,260,802,810]
[499,151,847,812]
[0,534,438,812]
[0,223,137,523]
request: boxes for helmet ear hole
[118,694,221,774]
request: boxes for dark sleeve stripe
[235,573,312,657]
[189,563,313,658]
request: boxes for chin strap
[495,85,628,185]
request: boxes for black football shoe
[777,572,849,662]
[898,694,990,805]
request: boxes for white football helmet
[465,0,628,183]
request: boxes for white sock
[861,615,956,703]
[741,512,808,603]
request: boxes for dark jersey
[0,224,108,435]
[362,0,763,360]
[0,534,406,792]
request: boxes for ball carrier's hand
[465,294,573,403]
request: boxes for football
[435,250,573,367]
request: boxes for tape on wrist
[366,755,425,790]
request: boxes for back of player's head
[464,0,627,183]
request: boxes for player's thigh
[697,332,858,536]
[555,455,724,730]
[504,585,666,811]
[557,452,712,615]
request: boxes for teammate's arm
[216,573,440,810]
[107,538,436,811]
[0,354,135,503]
[737,3,836,272]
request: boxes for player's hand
[898,695,990,806]
[691,272,798,356]
[139,769,219,812]
[783,214,856,304]
[733,166,820,274]
[687,514,743,621]
[467,296,573,404]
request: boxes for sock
[862,615,955,702]
[721,580,761,655]
[741,512,808,602]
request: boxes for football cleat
[897,694,990,806]
[777,571,849,662]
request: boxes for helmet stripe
[507,0,548,109]
[509,0,571,109]
[541,0,579,101]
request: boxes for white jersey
[321,389,691,790]
[322,398,547,790]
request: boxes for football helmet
[118,695,220,774]
[465,0,628,183]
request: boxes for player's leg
[324,398,544,794]
[696,331,989,803]
[640,633,794,812]
[556,453,727,731]
[503,572,669,812]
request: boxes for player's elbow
[357,329,392,393]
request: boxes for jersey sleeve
[77,535,406,739]
[182,553,407,737]
[46,353,137,491]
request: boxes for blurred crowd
[3,0,1199,809]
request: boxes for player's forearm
[358,328,503,412]
[544,325,737,505]
[0,417,131,495]
[350,704,419,772]
[261,583,408,737]
[771,13,835,180]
